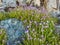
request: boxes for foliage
[0,29,7,45]
[0,9,59,45]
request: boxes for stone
[2,0,17,7]
[55,25,60,35]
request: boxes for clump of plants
[0,9,59,45]
[0,29,7,45]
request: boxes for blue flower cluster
[0,18,25,45]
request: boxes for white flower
[41,35,44,38]
[32,29,35,32]
[34,21,37,24]
[34,38,36,40]
[39,39,42,41]
[39,23,42,25]
[17,41,20,43]
[44,26,49,28]
[27,25,30,28]
[47,21,49,23]
[29,21,32,24]
[43,22,46,24]
[2,40,5,43]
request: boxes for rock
[0,6,5,12]
[50,10,60,17]
[0,18,25,45]
[50,10,60,35]
[2,0,17,7]
[55,25,60,35]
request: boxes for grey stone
[55,25,60,34]
[2,0,17,7]
[50,10,60,35]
